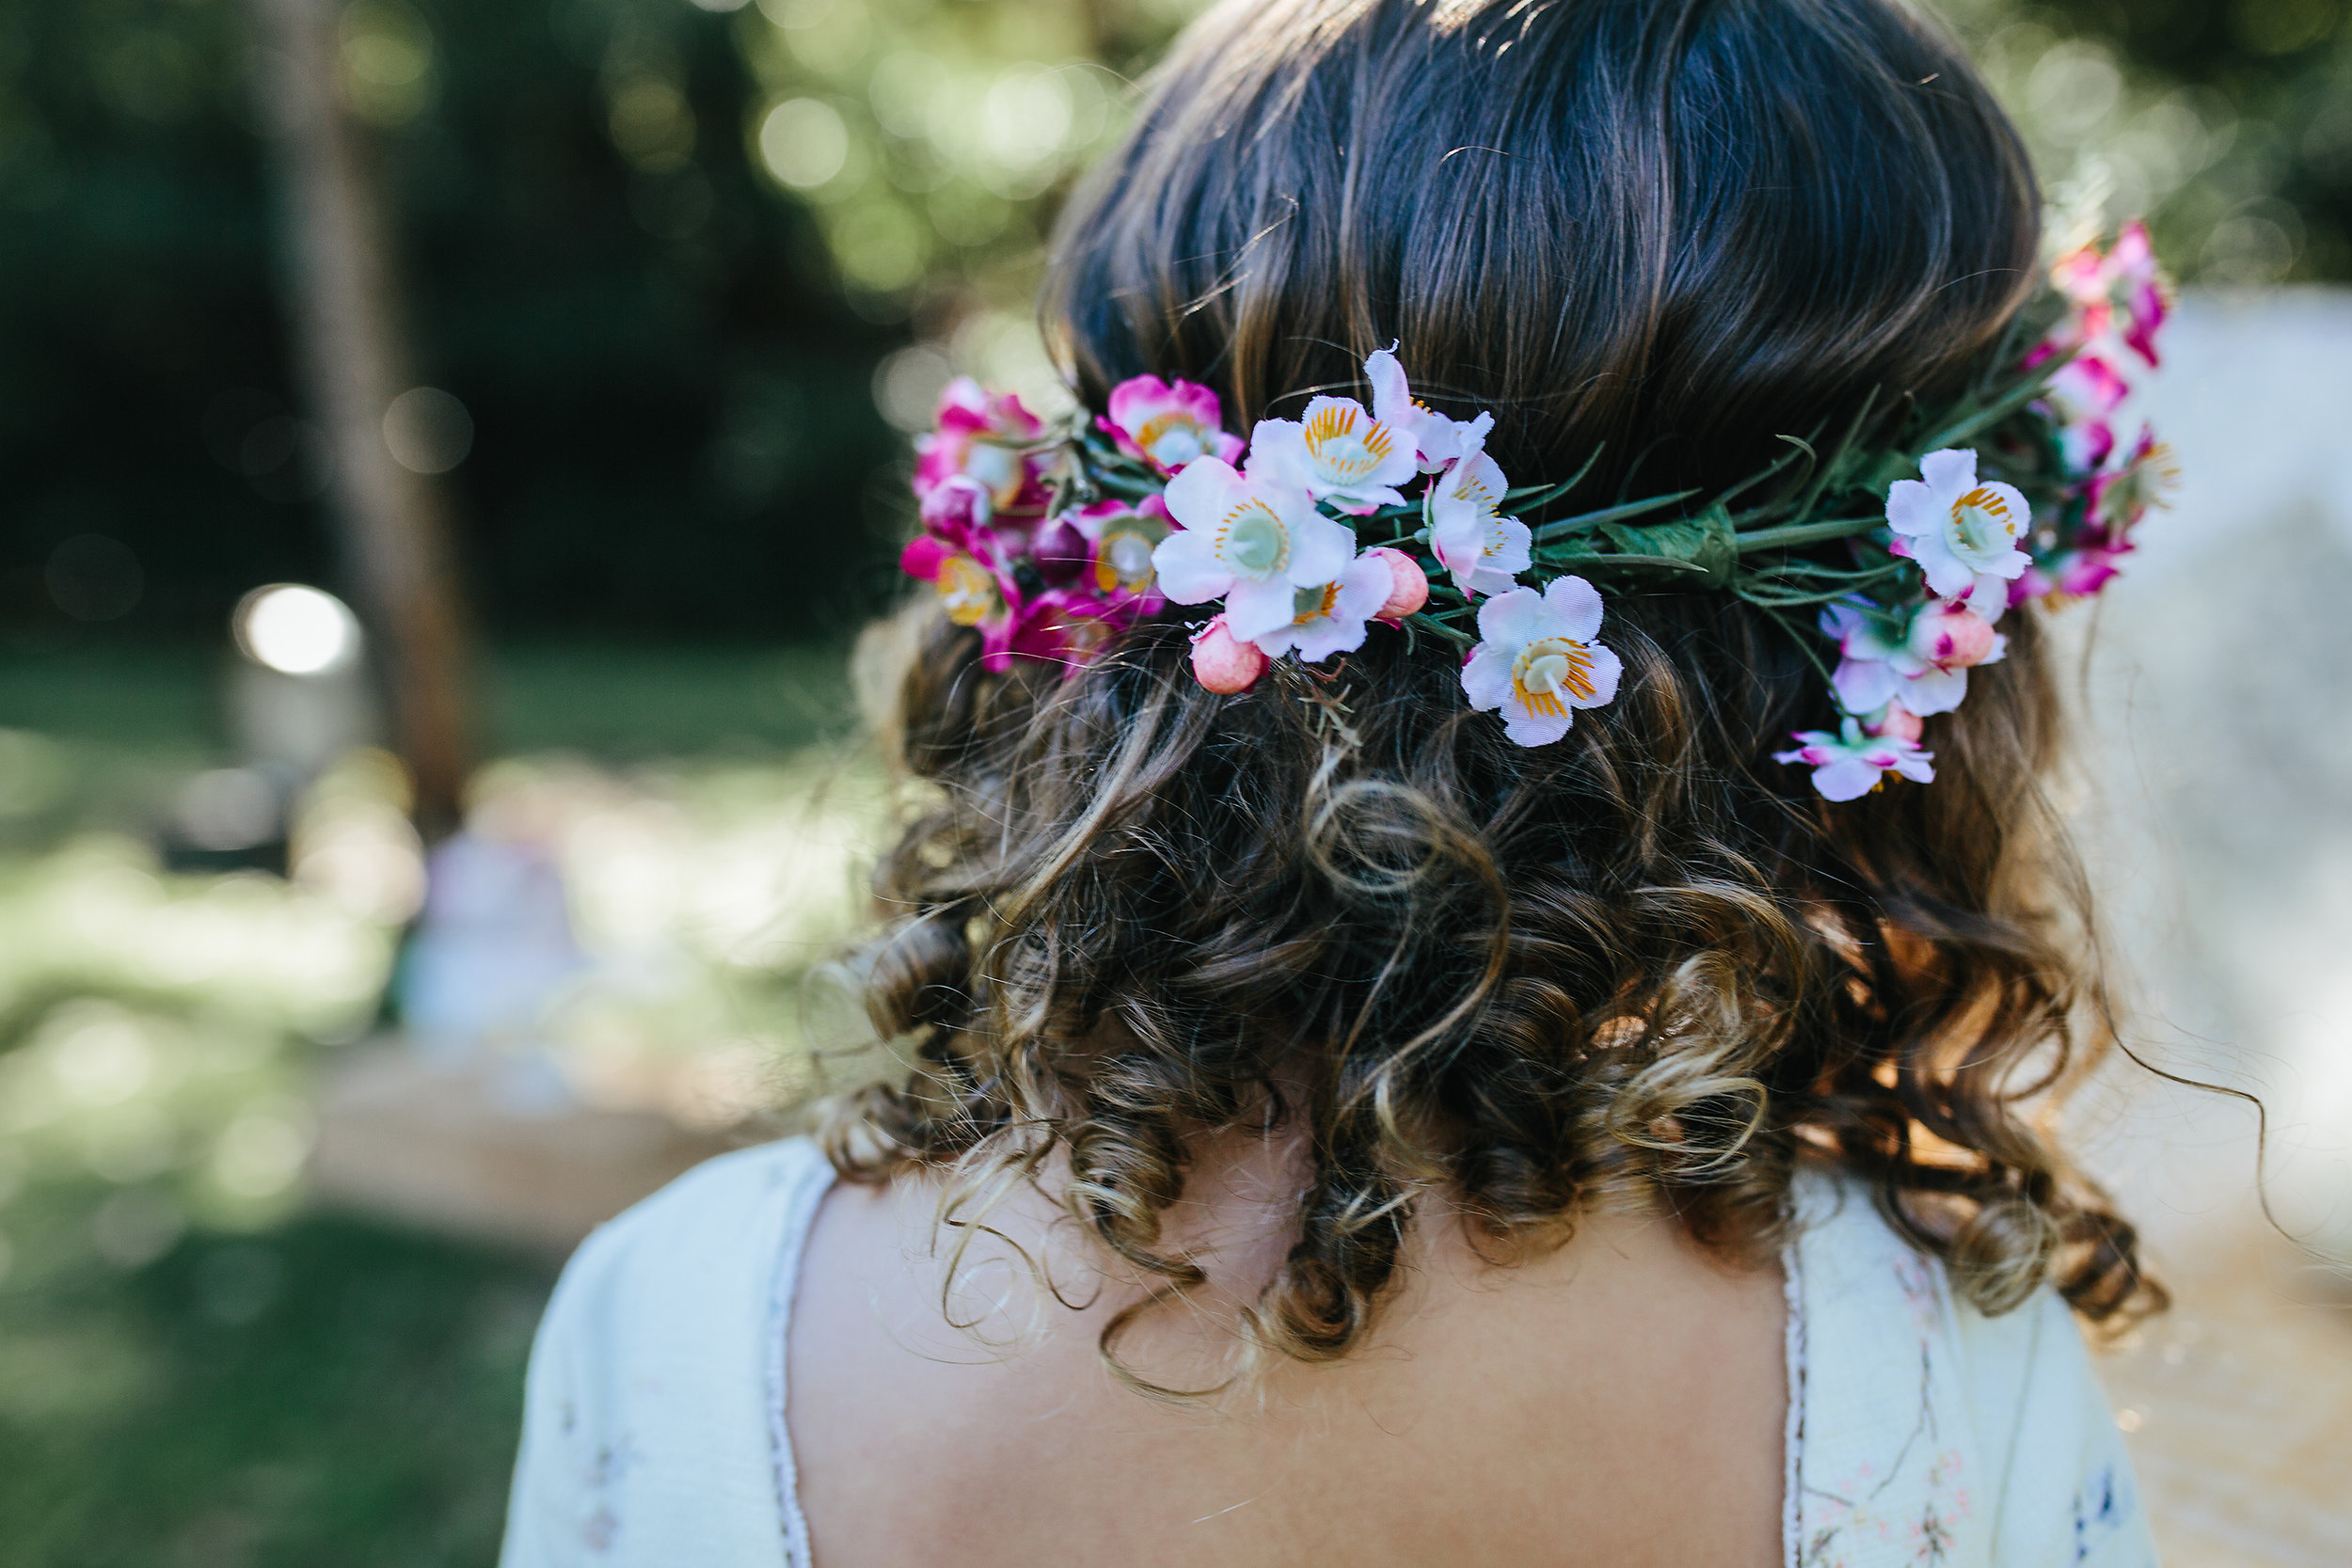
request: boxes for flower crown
[901,222,2178,800]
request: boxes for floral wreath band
[902,223,2178,800]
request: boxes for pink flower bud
[1032,518,1089,586]
[898,534,950,581]
[1365,546,1429,623]
[1905,601,1999,672]
[1189,614,1267,694]
[1867,704,1924,744]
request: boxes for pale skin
[788,1125,1787,1567]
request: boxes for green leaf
[1596,503,1738,587]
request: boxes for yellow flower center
[1946,485,2017,556]
[1092,515,1169,594]
[1449,466,1499,520]
[1511,636,1596,718]
[1303,404,1396,483]
[1292,580,1343,625]
[1134,414,1207,470]
[934,553,997,626]
[1217,500,1289,578]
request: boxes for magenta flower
[1097,374,1246,477]
[1068,495,1175,607]
[2087,426,2181,538]
[2044,354,2130,476]
[2046,220,2171,370]
[914,376,1052,515]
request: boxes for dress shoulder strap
[501,1138,836,1568]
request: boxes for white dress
[499,1138,2158,1567]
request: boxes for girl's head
[833,0,2156,1376]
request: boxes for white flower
[1460,577,1623,747]
[1153,457,1357,641]
[1247,397,1418,513]
[1884,449,2033,599]
[1365,344,1495,474]
[1773,717,1935,801]
[1250,552,1394,664]
[1427,442,1532,597]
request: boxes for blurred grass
[0,639,862,1564]
[0,1181,552,1567]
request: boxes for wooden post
[246,0,472,839]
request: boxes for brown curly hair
[823,0,2161,1381]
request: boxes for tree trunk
[246,0,472,839]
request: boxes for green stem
[1574,553,1710,576]
[1403,611,1473,647]
[1529,488,1701,543]
[1733,515,1882,553]
[1917,361,2063,452]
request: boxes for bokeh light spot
[234,585,362,676]
[759,98,850,189]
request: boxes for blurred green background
[2,0,2349,1561]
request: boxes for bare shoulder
[787,1154,1786,1568]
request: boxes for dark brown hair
[826,0,2159,1380]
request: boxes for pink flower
[1459,576,1623,747]
[2043,355,2130,478]
[1363,546,1429,623]
[1883,449,2032,599]
[914,376,1052,514]
[917,473,993,552]
[1069,495,1175,607]
[1097,374,1246,476]
[1867,704,1924,745]
[1905,599,2002,671]
[1152,457,1355,642]
[2086,426,2181,539]
[1427,439,1531,597]
[1247,397,1418,513]
[1822,596,2005,719]
[1774,717,1935,801]
[2046,221,2171,370]
[1248,551,1394,664]
[1364,345,1495,474]
[1189,613,1267,693]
